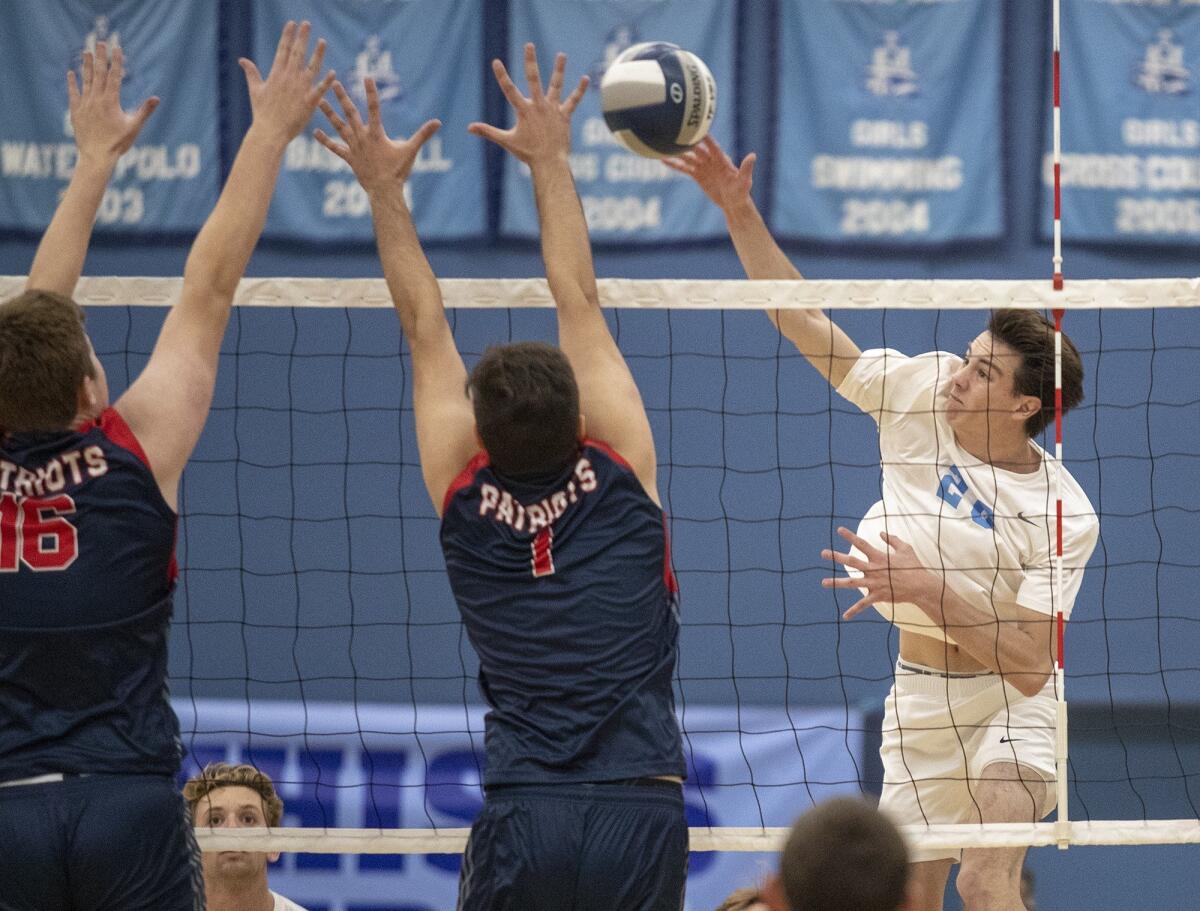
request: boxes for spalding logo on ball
[600,42,717,159]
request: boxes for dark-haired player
[315,43,686,911]
[666,137,1098,911]
[0,24,333,910]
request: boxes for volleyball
[599,41,716,159]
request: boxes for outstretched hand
[663,136,755,213]
[468,42,587,166]
[821,527,938,620]
[238,20,336,142]
[314,79,440,196]
[68,42,159,164]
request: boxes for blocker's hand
[663,136,755,213]
[68,42,159,165]
[239,20,336,143]
[315,78,440,197]
[821,527,938,620]
[469,42,587,166]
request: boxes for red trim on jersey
[661,514,679,595]
[95,408,152,469]
[442,450,490,515]
[583,438,633,472]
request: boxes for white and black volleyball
[600,42,717,159]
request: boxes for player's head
[467,341,582,477]
[947,309,1083,440]
[764,797,910,911]
[184,762,285,883]
[0,290,106,433]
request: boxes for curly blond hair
[182,762,284,827]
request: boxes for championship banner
[499,0,735,243]
[0,0,219,234]
[772,0,1003,244]
[1044,0,1200,244]
[256,0,486,242]
[178,700,864,911]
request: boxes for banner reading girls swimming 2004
[499,0,735,242]
[0,0,218,233]
[772,0,1002,244]
[1043,1,1200,244]
[257,0,485,242]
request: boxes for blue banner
[772,0,1003,244]
[499,0,735,242]
[0,0,219,234]
[178,700,864,911]
[1044,1,1200,244]
[257,0,486,242]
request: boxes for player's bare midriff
[899,629,991,674]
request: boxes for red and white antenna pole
[1052,0,1070,849]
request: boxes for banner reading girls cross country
[499,0,735,243]
[257,0,486,242]
[772,0,1003,244]
[1043,0,1200,245]
[0,0,219,233]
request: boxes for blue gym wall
[2,3,1197,909]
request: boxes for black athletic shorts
[0,773,203,911]
[457,779,688,911]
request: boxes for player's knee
[956,858,1020,906]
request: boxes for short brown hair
[467,341,580,477]
[0,289,94,433]
[183,762,285,827]
[987,309,1084,437]
[780,798,908,911]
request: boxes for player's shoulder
[271,891,309,911]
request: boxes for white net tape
[3,275,1200,311]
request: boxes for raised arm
[469,44,660,503]
[115,21,335,509]
[26,43,158,296]
[315,79,476,515]
[664,137,861,388]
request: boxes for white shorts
[878,660,1058,863]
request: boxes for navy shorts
[0,773,203,911]
[458,780,688,911]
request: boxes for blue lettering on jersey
[936,464,994,529]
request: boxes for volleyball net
[3,274,1199,862]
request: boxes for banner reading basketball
[499,0,735,242]
[1043,0,1200,244]
[772,0,1002,244]
[0,0,218,233]
[257,0,485,242]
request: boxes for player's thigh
[0,782,72,911]
[575,784,688,911]
[67,775,203,911]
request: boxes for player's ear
[473,425,485,454]
[1013,393,1041,425]
[577,413,586,441]
[76,376,100,421]
[761,875,788,911]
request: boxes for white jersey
[836,349,1099,643]
[272,891,309,911]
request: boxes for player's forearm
[182,124,287,301]
[367,185,448,344]
[25,155,117,296]
[723,197,802,282]
[917,583,1053,696]
[530,154,600,311]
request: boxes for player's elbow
[1012,664,1052,698]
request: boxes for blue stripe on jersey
[0,408,181,779]
[440,441,685,785]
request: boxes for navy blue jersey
[440,441,685,786]
[0,408,180,780]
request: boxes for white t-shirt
[836,349,1099,643]
[272,891,309,911]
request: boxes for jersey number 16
[0,493,79,571]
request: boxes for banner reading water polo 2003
[0,0,219,234]
[499,0,735,243]
[1043,1,1200,245]
[257,0,485,242]
[772,0,1002,245]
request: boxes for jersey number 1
[0,493,79,572]
[531,527,555,578]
